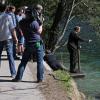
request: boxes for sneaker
[14,56,20,60]
[37,80,43,83]
[12,78,21,82]
[11,75,16,78]
[70,71,77,73]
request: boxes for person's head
[0,3,6,12]
[25,7,33,18]
[74,26,81,33]
[35,4,43,13]
[15,8,22,15]
[8,6,16,13]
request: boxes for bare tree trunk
[53,0,76,52]
[48,0,76,52]
[48,0,86,53]
[47,0,65,50]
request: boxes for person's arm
[38,25,43,34]
[31,21,43,34]
[74,33,92,44]
[74,33,85,42]
[8,15,18,44]
[11,28,18,44]
[17,24,24,45]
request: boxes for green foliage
[87,0,100,34]
[7,0,100,49]
[84,0,100,28]
[7,0,100,32]
[54,70,72,91]
[8,0,37,7]
[41,0,59,30]
[70,0,100,34]
[11,0,58,35]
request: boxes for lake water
[56,24,100,99]
[56,51,100,100]
[75,51,100,100]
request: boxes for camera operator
[33,4,44,26]
[12,4,45,83]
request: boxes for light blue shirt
[0,12,15,41]
[8,12,16,27]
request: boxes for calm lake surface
[75,51,100,100]
[56,50,100,100]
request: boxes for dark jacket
[67,31,85,49]
[44,53,62,71]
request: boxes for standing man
[7,6,20,60]
[12,5,44,82]
[0,4,18,77]
[67,26,91,73]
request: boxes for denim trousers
[0,39,16,76]
[13,41,17,57]
[15,44,44,81]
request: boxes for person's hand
[15,38,18,44]
[89,39,92,43]
[17,44,24,54]
[13,37,18,45]
[80,45,82,49]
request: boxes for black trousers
[68,46,78,72]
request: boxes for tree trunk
[48,0,76,52]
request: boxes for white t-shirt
[0,12,15,41]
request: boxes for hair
[74,26,80,31]
[35,4,43,10]
[8,5,16,11]
[25,7,33,17]
[15,8,22,14]
[0,3,6,12]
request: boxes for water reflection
[75,52,100,99]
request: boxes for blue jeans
[15,43,44,81]
[13,41,17,57]
[0,39,16,76]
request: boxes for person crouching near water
[67,26,92,73]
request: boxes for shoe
[14,56,20,60]
[12,78,21,82]
[18,52,22,55]
[11,75,16,78]
[70,71,77,73]
[37,80,43,83]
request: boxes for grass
[54,70,97,100]
[54,70,72,92]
